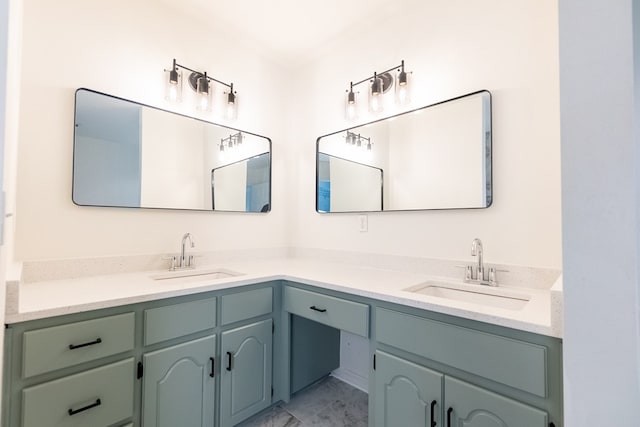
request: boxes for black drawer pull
[430,400,437,427]
[226,352,233,371]
[447,407,453,427]
[69,338,102,350]
[68,398,101,416]
[209,357,215,378]
[310,306,327,313]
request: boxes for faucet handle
[487,267,509,286]
[455,265,474,282]
[163,255,177,271]
[465,266,473,281]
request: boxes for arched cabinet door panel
[220,319,273,427]
[444,376,548,427]
[142,335,216,427]
[374,351,443,427]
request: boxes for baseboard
[331,368,368,393]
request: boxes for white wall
[286,0,561,269]
[12,0,289,261]
[559,0,640,424]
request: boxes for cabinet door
[444,376,548,426]
[142,335,216,427]
[220,319,273,427]
[374,351,443,427]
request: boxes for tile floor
[237,376,368,427]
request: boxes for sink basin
[404,281,530,310]
[150,268,243,282]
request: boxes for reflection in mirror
[212,152,271,212]
[317,153,382,212]
[316,90,491,212]
[73,88,272,212]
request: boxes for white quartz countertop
[6,258,562,338]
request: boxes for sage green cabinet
[374,351,442,427]
[374,350,549,427]
[373,305,563,426]
[5,280,561,427]
[444,376,548,426]
[141,335,216,427]
[220,318,273,427]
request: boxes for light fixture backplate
[378,72,394,94]
[188,72,204,91]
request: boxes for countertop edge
[6,266,561,339]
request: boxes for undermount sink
[150,268,243,282]
[404,281,531,310]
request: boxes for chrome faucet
[458,238,501,286]
[179,233,195,269]
[471,238,484,282]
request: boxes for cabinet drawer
[144,297,216,345]
[283,286,369,337]
[376,308,547,397]
[221,287,273,325]
[23,312,135,378]
[22,357,134,427]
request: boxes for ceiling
[157,0,411,66]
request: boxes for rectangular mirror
[316,90,492,212]
[73,88,272,212]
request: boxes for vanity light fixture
[345,82,358,120]
[164,58,238,119]
[345,131,373,151]
[219,132,243,152]
[344,60,412,120]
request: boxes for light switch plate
[358,215,368,232]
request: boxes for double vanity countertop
[5,257,563,338]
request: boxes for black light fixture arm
[167,58,233,90]
[349,60,406,89]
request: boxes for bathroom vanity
[1,257,562,427]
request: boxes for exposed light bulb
[346,102,357,120]
[397,85,409,104]
[370,92,383,113]
[168,84,178,102]
[199,94,209,110]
